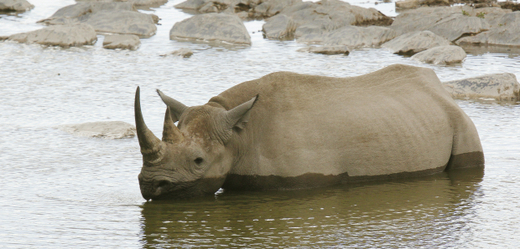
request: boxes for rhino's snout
[138,173,172,200]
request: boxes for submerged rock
[411,45,466,65]
[7,23,97,47]
[297,45,350,55]
[443,73,520,101]
[103,34,140,50]
[170,13,251,45]
[59,121,136,139]
[160,48,194,58]
[382,30,451,55]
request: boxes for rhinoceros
[135,64,484,200]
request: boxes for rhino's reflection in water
[140,168,483,248]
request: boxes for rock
[38,2,157,38]
[262,14,297,39]
[175,0,262,15]
[76,0,168,8]
[464,7,512,27]
[390,6,506,40]
[160,48,194,58]
[103,34,140,50]
[83,10,157,38]
[456,12,520,47]
[297,26,398,50]
[427,14,490,42]
[39,2,135,25]
[0,0,34,12]
[124,0,168,8]
[170,13,251,45]
[297,45,349,55]
[443,73,520,101]
[7,23,97,48]
[58,121,136,139]
[262,0,392,40]
[499,1,520,12]
[382,30,451,55]
[395,0,450,10]
[252,0,302,18]
[390,7,459,35]
[411,45,466,64]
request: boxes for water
[0,0,519,248]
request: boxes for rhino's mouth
[139,175,227,201]
[139,177,200,201]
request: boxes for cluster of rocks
[1,1,161,49]
[2,0,519,105]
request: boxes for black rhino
[135,64,484,200]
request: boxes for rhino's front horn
[135,87,162,155]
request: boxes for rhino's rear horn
[162,107,183,143]
[135,87,162,154]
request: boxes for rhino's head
[134,87,257,200]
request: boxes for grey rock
[83,10,157,38]
[427,14,490,42]
[0,0,34,12]
[170,13,251,45]
[76,0,168,7]
[58,121,136,139]
[175,0,208,10]
[253,0,302,18]
[443,73,520,101]
[175,0,260,15]
[7,23,97,47]
[262,0,392,40]
[390,6,458,35]
[298,25,398,49]
[457,12,520,47]
[297,45,350,55]
[39,2,136,24]
[262,14,297,39]
[390,6,506,40]
[38,2,157,38]
[382,30,451,55]
[103,34,140,50]
[411,45,466,65]
[395,0,450,10]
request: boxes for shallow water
[0,0,519,248]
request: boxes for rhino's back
[212,64,479,188]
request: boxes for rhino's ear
[156,89,188,122]
[225,95,259,130]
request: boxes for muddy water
[0,0,519,248]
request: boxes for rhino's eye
[194,157,204,165]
